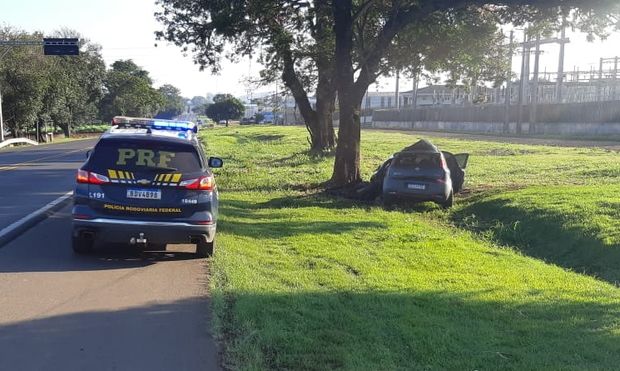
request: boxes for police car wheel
[72,236,94,254]
[196,239,215,258]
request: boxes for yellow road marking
[0,146,90,172]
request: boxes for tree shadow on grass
[219,197,385,239]
[453,197,620,286]
[214,289,620,370]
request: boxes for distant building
[243,104,259,119]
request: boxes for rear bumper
[73,218,216,245]
[383,190,450,203]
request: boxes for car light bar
[111,116,198,133]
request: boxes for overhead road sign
[43,38,79,56]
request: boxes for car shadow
[0,206,203,273]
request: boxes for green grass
[202,126,620,370]
[454,185,620,285]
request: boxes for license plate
[407,183,426,190]
[127,189,161,200]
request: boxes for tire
[440,191,454,209]
[72,235,94,254]
[196,238,215,258]
[382,195,395,209]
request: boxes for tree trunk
[281,49,335,153]
[61,123,70,138]
[331,93,362,186]
[330,0,362,187]
[314,76,336,151]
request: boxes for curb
[0,192,73,248]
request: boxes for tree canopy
[156,0,620,187]
[205,94,245,123]
[0,27,106,137]
[100,60,164,121]
[156,84,186,119]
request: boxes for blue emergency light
[112,116,198,134]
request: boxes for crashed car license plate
[127,189,161,200]
[407,183,426,190]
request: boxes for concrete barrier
[0,138,39,149]
[371,120,620,136]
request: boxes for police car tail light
[77,170,110,185]
[180,175,214,191]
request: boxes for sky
[2,0,620,98]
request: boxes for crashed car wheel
[439,191,454,209]
[196,239,215,258]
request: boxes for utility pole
[556,25,567,102]
[504,30,514,133]
[411,71,419,129]
[613,56,618,100]
[597,58,604,101]
[530,35,541,133]
[274,82,278,124]
[412,73,419,108]
[395,69,400,109]
[517,30,529,134]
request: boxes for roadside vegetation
[203,125,620,370]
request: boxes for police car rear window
[87,139,202,173]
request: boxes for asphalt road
[0,140,219,370]
[0,139,97,231]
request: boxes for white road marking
[0,191,73,243]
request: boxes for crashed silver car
[359,140,468,208]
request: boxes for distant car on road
[72,116,223,257]
[381,140,468,208]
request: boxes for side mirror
[86,150,91,159]
[208,157,224,168]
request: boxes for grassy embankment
[201,126,620,370]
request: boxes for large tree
[156,0,619,187]
[0,27,105,138]
[205,94,245,124]
[100,60,163,121]
[0,28,47,137]
[329,0,619,187]
[156,0,337,153]
[156,83,186,119]
[42,30,106,137]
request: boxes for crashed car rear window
[87,139,202,173]
[393,153,440,168]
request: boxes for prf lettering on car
[116,149,176,168]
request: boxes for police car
[72,116,223,257]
